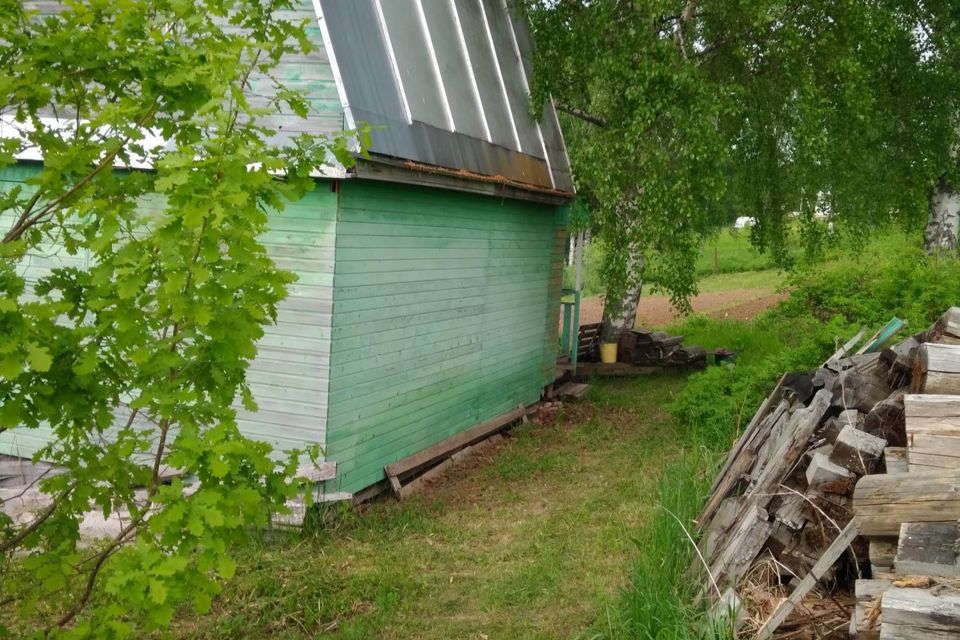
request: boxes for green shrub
[666,312,854,450]
[782,234,960,329]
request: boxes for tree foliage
[522,0,960,305]
[0,1,356,635]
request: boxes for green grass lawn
[692,268,784,293]
[173,372,702,640]
[695,229,778,276]
[565,230,783,299]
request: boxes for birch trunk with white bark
[925,176,960,253]
[601,252,645,343]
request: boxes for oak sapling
[0,1,358,636]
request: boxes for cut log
[931,307,960,345]
[853,469,960,536]
[894,522,960,577]
[883,447,909,474]
[841,366,892,413]
[902,394,960,450]
[882,337,920,388]
[880,587,960,639]
[830,425,886,475]
[852,578,893,640]
[854,351,886,373]
[913,343,960,394]
[806,452,854,489]
[904,394,960,471]
[908,433,960,471]
[904,393,960,420]
[881,337,920,371]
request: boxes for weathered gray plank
[913,343,960,394]
[894,522,960,577]
[697,377,791,528]
[931,307,960,345]
[880,587,960,639]
[830,425,886,474]
[806,451,854,489]
[854,470,960,536]
[705,504,772,597]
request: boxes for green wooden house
[0,0,574,497]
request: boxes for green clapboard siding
[0,164,336,461]
[325,181,565,492]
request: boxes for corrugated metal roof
[316,0,573,195]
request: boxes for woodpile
[618,327,709,367]
[695,307,960,639]
[564,324,722,378]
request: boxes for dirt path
[578,288,787,328]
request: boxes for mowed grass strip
[173,372,690,640]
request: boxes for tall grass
[589,449,734,640]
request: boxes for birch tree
[523,0,960,338]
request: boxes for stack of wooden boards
[694,307,960,639]
[575,322,602,363]
[619,328,709,367]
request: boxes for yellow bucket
[600,342,618,364]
